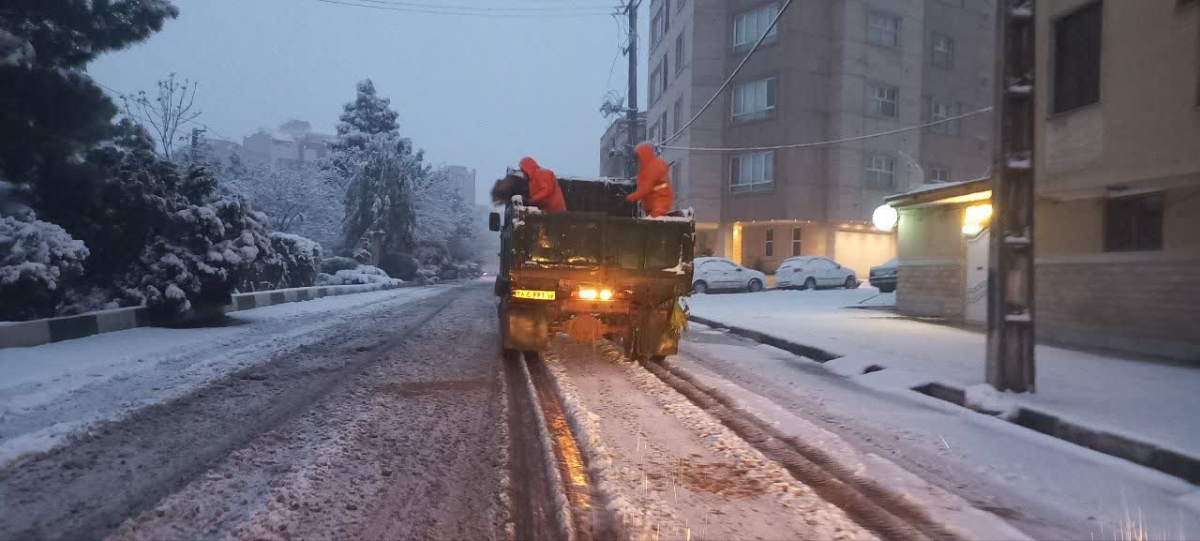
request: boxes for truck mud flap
[504,302,550,351]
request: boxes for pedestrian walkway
[688,288,1200,469]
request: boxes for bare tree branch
[121,73,203,161]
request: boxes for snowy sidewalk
[688,288,1200,473]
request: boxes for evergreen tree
[0,0,179,217]
[329,80,425,274]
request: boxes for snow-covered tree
[328,80,425,276]
[0,213,90,321]
[80,122,275,314]
[0,0,178,207]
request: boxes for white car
[775,256,859,290]
[692,257,767,294]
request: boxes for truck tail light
[578,287,616,301]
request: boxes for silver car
[691,257,767,294]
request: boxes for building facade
[599,112,647,178]
[647,0,994,276]
[242,123,333,170]
[887,0,1200,361]
[1031,0,1200,359]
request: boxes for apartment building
[1031,0,1200,358]
[242,122,334,170]
[647,0,994,275]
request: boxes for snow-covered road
[4,281,1187,541]
[0,284,451,466]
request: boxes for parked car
[692,257,766,294]
[869,258,898,293]
[775,256,859,290]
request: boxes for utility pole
[623,0,640,180]
[189,127,206,164]
[987,0,1036,393]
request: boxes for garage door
[833,231,896,278]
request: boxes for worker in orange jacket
[626,142,675,217]
[519,157,567,213]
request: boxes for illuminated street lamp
[872,204,898,232]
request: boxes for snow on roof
[885,176,991,206]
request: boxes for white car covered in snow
[691,257,767,294]
[775,256,859,290]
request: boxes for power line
[314,0,611,17]
[662,0,795,146]
[661,107,994,152]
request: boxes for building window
[732,78,777,121]
[791,227,802,256]
[865,155,896,190]
[931,33,955,69]
[734,3,780,49]
[867,10,901,48]
[730,151,774,193]
[1105,193,1163,252]
[930,100,961,134]
[659,111,668,143]
[1053,2,1103,113]
[670,161,681,191]
[648,121,659,145]
[661,56,669,95]
[928,165,950,182]
[650,61,664,103]
[673,97,683,134]
[675,31,685,75]
[868,83,899,117]
[651,8,668,49]
[765,229,774,257]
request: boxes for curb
[0,281,415,350]
[691,314,1200,488]
[688,314,840,362]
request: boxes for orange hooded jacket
[519,157,567,213]
[626,142,674,217]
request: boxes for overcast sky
[90,0,650,206]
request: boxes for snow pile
[963,383,1020,420]
[0,215,90,321]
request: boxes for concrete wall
[738,222,827,272]
[1034,187,1200,360]
[1035,0,1200,196]
[895,204,967,320]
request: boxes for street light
[872,204,898,231]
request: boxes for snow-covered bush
[0,215,90,321]
[241,231,323,291]
[319,256,359,275]
[122,197,273,314]
[270,233,322,288]
[318,265,399,286]
[78,123,278,315]
[415,266,439,285]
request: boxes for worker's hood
[519,157,539,178]
[635,142,656,165]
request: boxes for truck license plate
[513,289,555,301]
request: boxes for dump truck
[489,169,694,360]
